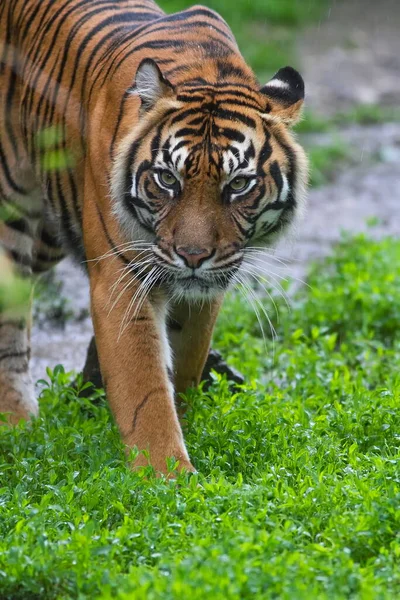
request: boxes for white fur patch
[264,78,290,90]
[280,174,290,203]
[257,207,283,229]
[152,297,175,397]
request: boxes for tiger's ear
[132,58,175,111]
[260,66,304,126]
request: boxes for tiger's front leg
[88,259,194,475]
[168,297,223,410]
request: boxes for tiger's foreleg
[0,184,46,424]
[88,258,194,475]
[0,252,37,425]
[168,297,223,413]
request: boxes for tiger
[0,0,308,474]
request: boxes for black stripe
[113,6,233,68]
[24,1,113,129]
[34,251,63,264]
[272,131,297,208]
[176,94,207,103]
[40,228,62,249]
[75,14,158,142]
[215,108,256,129]
[219,128,245,143]
[132,387,166,431]
[269,161,283,202]
[245,185,267,215]
[217,97,262,111]
[95,205,129,266]
[257,133,273,173]
[217,61,246,79]
[94,205,153,278]
[4,218,31,236]
[0,142,27,195]
[170,107,203,125]
[0,350,28,362]
[244,141,256,163]
[111,32,232,79]
[46,3,121,128]
[231,214,248,237]
[110,91,130,161]
[9,249,31,268]
[55,173,80,246]
[29,48,62,166]
[175,126,201,138]
[67,170,82,226]
[17,0,45,47]
[150,20,234,47]
[4,4,20,158]
[0,319,25,330]
[181,82,258,93]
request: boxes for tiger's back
[0,0,308,474]
[0,0,165,267]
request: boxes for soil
[30,0,400,385]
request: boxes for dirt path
[31,0,400,384]
[277,0,400,280]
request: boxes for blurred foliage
[297,104,400,135]
[0,251,30,315]
[36,126,75,172]
[333,104,400,127]
[306,138,351,187]
[160,0,326,26]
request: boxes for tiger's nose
[175,245,214,269]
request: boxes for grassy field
[1,233,400,599]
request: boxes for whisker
[244,255,312,290]
[244,246,301,265]
[239,263,292,312]
[133,265,166,319]
[85,241,155,264]
[118,265,159,339]
[108,258,154,316]
[108,251,153,298]
[232,272,270,353]
[238,266,283,321]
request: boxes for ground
[30,0,400,383]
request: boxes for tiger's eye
[160,170,177,187]
[230,176,249,192]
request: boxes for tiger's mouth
[131,244,242,300]
[164,264,240,299]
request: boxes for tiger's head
[112,59,308,299]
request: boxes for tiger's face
[112,60,308,299]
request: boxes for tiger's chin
[166,274,231,302]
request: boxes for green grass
[306,138,351,187]
[332,105,400,127]
[160,0,326,27]
[1,233,400,599]
[296,104,400,135]
[158,0,328,81]
[295,110,333,134]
